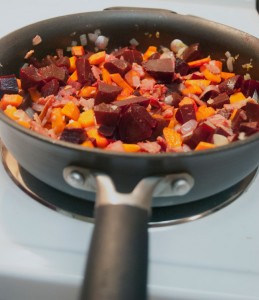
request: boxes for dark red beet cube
[60,128,87,144]
[40,78,60,97]
[0,74,19,97]
[149,118,170,141]
[142,58,174,83]
[112,47,143,64]
[175,104,197,124]
[118,105,157,143]
[208,92,230,109]
[76,56,93,84]
[175,58,190,75]
[231,109,247,132]
[215,124,233,137]
[112,96,150,111]
[104,58,131,76]
[245,101,259,121]
[98,125,116,138]
[241,79,259,98]
[94,102,121,126]
[181,43,202,62]
[39,64,68,83]
[239,122,259,135]
[95,82,122,105]
[20,65,44,90]
[218,75,243,95]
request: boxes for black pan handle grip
[79,174,161,300]
[80,204,149,300]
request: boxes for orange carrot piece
[68,70,78,83]
[202,68,221,83]
[79,86,97,98]
[71,46,85,56]
[81,140,94,148]
[51,107,66,134]
[88,51,106,65]
[87,128,108,148]
[187,56,211,68]
[184,79,211,89]
[195,141,215,151]
[61,101,80,121]
[196,106,216,121]
[143,46,157,60]
[220,71,235,80]
[230,92,246,104]
[163,127,182,148]
[78,109,95,128]
[28,87,41,102]
[122,143,141,153]
[102,68,112,84]
[66,120,82,129]
[229,108,238,121]
[69,56,77,73]
[181,85,203,95]
[110,73,134,96]
[0,94,23,110]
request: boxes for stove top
[1,1,259,300]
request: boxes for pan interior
[1,143,257,227]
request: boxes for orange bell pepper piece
[69,56,77,73]
[86,128,108,148]
[51,107,66,134]
[220,71,235,80]
[0,94,23,110]
[122,143,141,153]
[163,127,182,148]
[28,87,41,102]
[79,86,97,98]
[110,73,134,97]
[195,141,216,151]
[196,106,216,121]
[229,92,246,104]
[202,68,221,83]
[81,140,94,148]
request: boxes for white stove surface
[1,1,259,300]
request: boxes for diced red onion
[180,119,198,135]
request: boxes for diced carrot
[68,70,78,83]
[143,46,157,60]
[81,140,94,148]
[86,128,108,148]
[168,117,177,128]
[184,79,211,89]
[230,108,238,121]
[163,127,182,148]
[66,120,82,128]
[61,101,80,121]
[195,141,215,151]
[28,87,41,102]
[0,94,23,110]
[181,85,203,95]
[79,86,97,98]
[220,71,235,80]
[51,107,66,134]
[102,68,112,84]
[187,56,211,68]
[229,92,246,104]
[122,143,141,152]
[124,69,141,88]
[196,105,216,121]
[88,51,106,65]
[110,73,134,97]
[71,46,85,56]
[202,68,221,83]
[78,109,95,128]
[69,56,77,73]
[179,97,195,106]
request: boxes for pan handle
[79,174,161,300]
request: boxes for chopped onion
[212,134,229,146]
[71,40,78,46]
[32,35,42,46]
[180,119,198,135]
[80,34,87,46]
[129,38,139,46]
[170,39,186,53]
[95,35,109,49]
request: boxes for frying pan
[1,7,259,300]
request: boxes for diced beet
[149,118,170,141]
[181,43,202,62]
[142,58,174,83]
[112,47,143,64]
[175,104,196,124]
[184,121,215,149]
[55,56,70,69]
[39,64,68,83]
[0,74,19,97]
[168,92,182,107]
[94,102,121,126]
[239,122,259,135]
[112,96,150,110]
[118,105,157,143]
[175,57,190,75]
[76,55,93,84]
[231,109,247,132]
[20,65,44,90]
[200,85,219,101]
[241,79,259,98]
[245,101,259,121]
[218,75,243,95]
[40,78,60,97]
[215,124,233,137]
[98,125,116,137]
[95,82,122,105]
[207,92,230,109]
[148,52,161,60]
[60,128,87,144]
[104,58,131,76]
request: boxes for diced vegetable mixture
[1,33,259,154]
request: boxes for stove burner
[1,144,257,227]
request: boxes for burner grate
[1,143,257,227]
